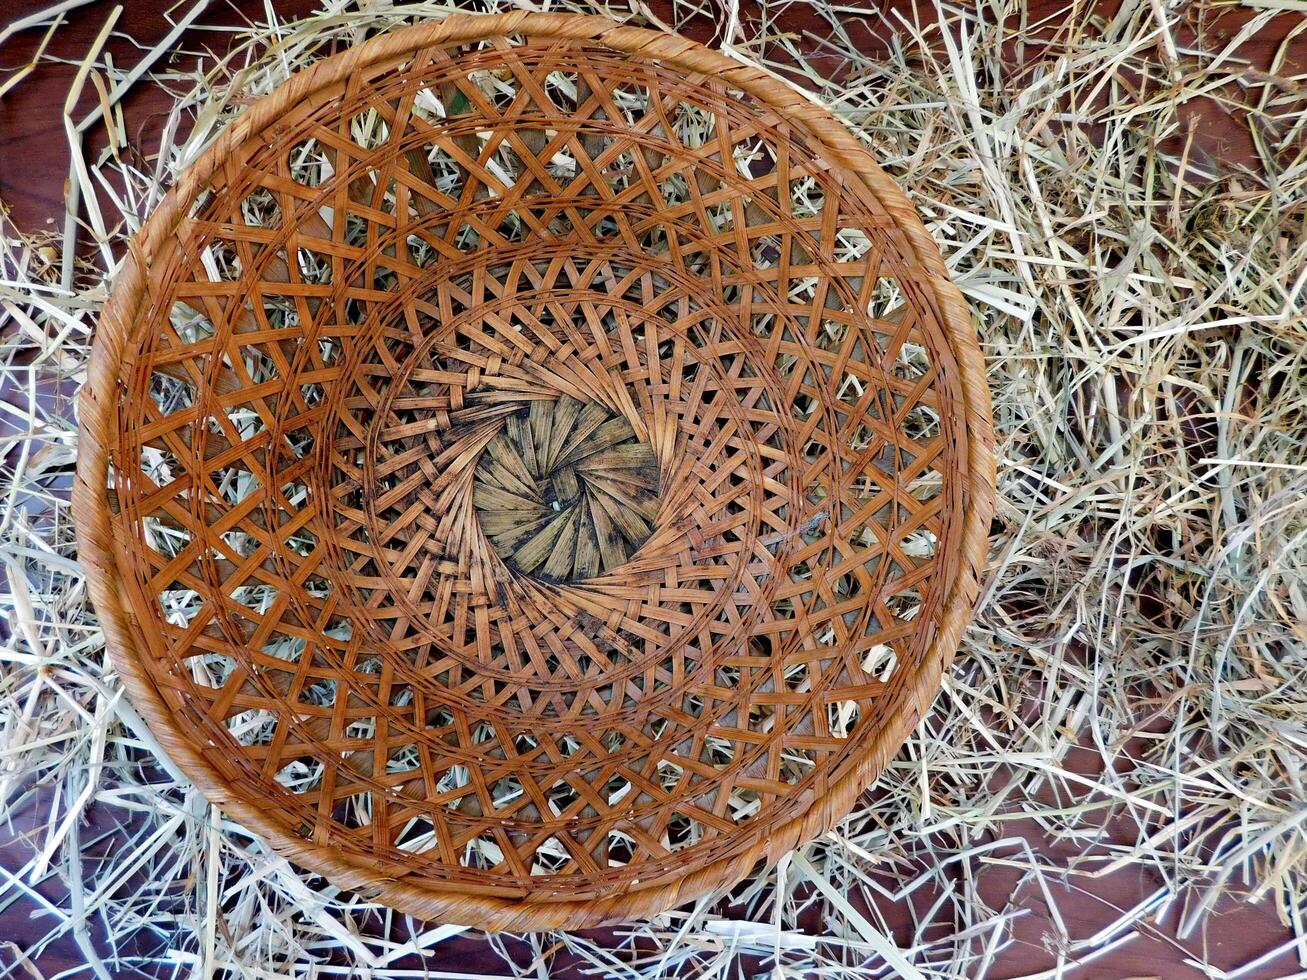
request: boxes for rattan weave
[74,12,996,930]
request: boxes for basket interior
[98,23,972,918]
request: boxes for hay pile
[1,0,1304,976]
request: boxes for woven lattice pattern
[78,14,993,929]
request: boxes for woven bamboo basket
[74,12,995,930]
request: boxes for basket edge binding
[72,10,997,931]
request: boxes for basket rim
[73,10,997,931]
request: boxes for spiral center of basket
[473,397,659,581]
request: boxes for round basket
[74,12,995,930]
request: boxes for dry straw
[1,0,1305,975]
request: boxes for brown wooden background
[2,1,1304,977]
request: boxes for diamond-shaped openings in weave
[111,37,957,903]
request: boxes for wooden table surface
[1,1,1303,977]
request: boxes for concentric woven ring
[74,12,996,930]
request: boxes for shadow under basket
[74,12,996,931]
